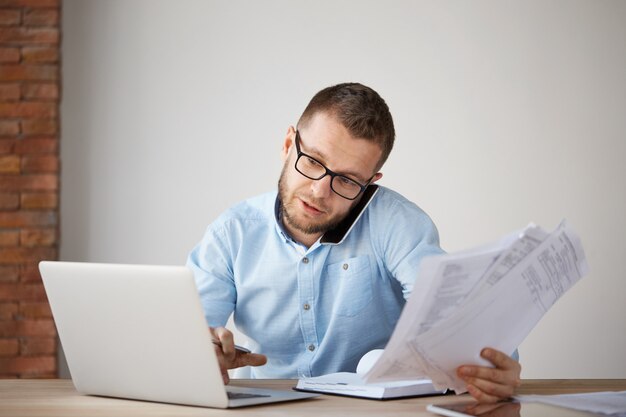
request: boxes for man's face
[278,112,383,244]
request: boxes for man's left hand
[456,347,521,403]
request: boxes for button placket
[297,252,318,358]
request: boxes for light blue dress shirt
[187,185,444,378]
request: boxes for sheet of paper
[365,229,523,382]
[408,220,588,392]
[516,391,626,416]
[364,220,588,394]
[467,224,549,300]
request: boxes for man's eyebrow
[303,144,368,183]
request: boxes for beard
[278,162,351,236]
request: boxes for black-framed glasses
[294,130,375,200]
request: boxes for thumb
[238,353,267,368]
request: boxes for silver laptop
[39,261,319,408]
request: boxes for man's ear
[370,172,383,184]
[281,126,296,162]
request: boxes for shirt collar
[273,185,379,246]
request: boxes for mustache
[297,194,329,213]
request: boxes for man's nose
[310,175,332,198]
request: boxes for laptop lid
[39,261,317,408]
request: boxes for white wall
[61,0,626,378]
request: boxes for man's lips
[299,198,325,215]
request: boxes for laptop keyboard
[227,391,271,400]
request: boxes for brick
[21,82,58,99]
[0,27,58,44]
[0,338,18,356]
[19,263,41,282]
[0,192,18,208]
[0,83,21,101]
[19,263,38,281]
[0,120,19,134]
[20,118,57,135]
[0,174,58,191]
[0,46,19,62]
[23,8,57,26]
[20,192,56,208]
[0,101,57,117]
[0,355,55,374]
[0,138,16,153]
[0,302,17,318]
[0,154,20,173]
[0,246,56,264]
[20,227,55,246]
[16,319,55,337]
[21,155,57,173]
[0,211,57,227]
[21,46,57,63]
[0,229,19,246]
[0,283,46,300]
[0,319,16,336]
[0,0,59,7]
[0,9,20,25]
[0,65,58,82]
[22,372,56,379]
[20,337,54,355]
[0,265,19,282]
[19,301,50,318]
[13,137,57,153]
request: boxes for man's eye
[338,176,355,186]
[306,157,320,166]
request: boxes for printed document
[364,220,588,394]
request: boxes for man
[187,83,521,403]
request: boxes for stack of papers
[516,391,626,416]
[363,220,589,394]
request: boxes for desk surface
[0,379,624,417]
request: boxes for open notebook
[295,350,446,400]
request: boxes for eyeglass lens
[296,155,362,199]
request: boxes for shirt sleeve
[186,224,237,327]
[374,196,445,299]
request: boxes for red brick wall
[0,0,60,378]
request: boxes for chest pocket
[326,255,373,317]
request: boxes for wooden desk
[0,379,624,417]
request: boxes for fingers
[458,349,521,385]
[209,327,267,375]
[465,378,515,403]
[237,353,267,368]
[481,348,521,373]
[212,327,236,362]
[457,348,522,403]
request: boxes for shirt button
[302,257,309,264]
[308,344,315,351]
[303,303,310,311]
[343,263,349,270]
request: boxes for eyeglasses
[294,130,375,200]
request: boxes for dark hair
[297,83,395,170]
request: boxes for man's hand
[456,348,521,403]
[210,327,267,384]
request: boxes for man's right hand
[210,327,267,384]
